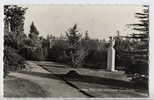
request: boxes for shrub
[4,46,25,77]
[31,48,45,61]
[47,46,69,63]
[84,50,107,69]
[125,60,148,84]
[125,60,148,75]
[20,47,46,61]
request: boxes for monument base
[106,67,117,72]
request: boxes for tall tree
[66,24,87,68]
[125,5,149,79]
[129,5,149,42]
[128,5,149,61]
[4,5,27,33]
[4,5,27,49]
[29,22,39,35]
[28,22,41,47]
[4,5,27,77]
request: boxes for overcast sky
[22,5,143,40]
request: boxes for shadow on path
[56,74,148,90]
[18,70,147,90]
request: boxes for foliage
[4,31,27,50]
[30,22,39,35]
[66,24,88,68]
[31,48,45,61]
[128,5,149,56]
[4,46,25,77]
[24,22,45,61]
[125,60,148,75]
[81,31,98,52]
[124,5,149,82]
[4,5,27,33]
[129,5,149,42]
[4,5,27,77]
[47,39,69,63]
[84,50,107,69]
[4,5,27,50]
[81,32,108,69]
[28,22,41,47]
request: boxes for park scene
[4,5,149,97]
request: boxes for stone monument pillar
[107,37,115,71]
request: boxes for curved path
[9,61,87,97]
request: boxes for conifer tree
[66,24,87,68]
[128,5,149,61]
[126,5,149,77]
[28,22,41,47]
[30,22,39,35]
[129,5,149,42]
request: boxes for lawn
[4,76,47,97]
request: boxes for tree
[4,5,27,33]
[28,22,41,47]
[66,24,88,68]
[30,22,39,35]
[129,5,149,43]
[4,5,27,49]
[26,22,45,60]
[82,31,91,50]
[4,5,27,77]
[128,5,149,63]
[125,5,149,83]
[84,31,90,40]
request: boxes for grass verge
[4,76,47,97]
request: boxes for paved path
[9,61,87,97]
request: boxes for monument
[107,36,115,71]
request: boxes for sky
[22,5,143,40]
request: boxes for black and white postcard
[2,3,152,99]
